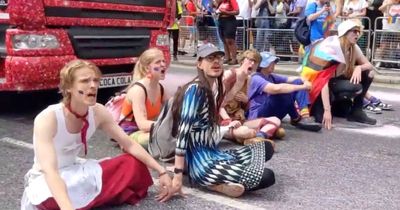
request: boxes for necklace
[66,104,89,155]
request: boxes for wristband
[174,168,184,174]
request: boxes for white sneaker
[364,104,382,114]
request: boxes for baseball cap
[197,43,224,60]
[259,51,279,68]
[338,19,362,37]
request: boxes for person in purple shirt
[247,52,322,132]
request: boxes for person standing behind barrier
[247,51,322,132]
[236,0,253,50]
[305,0,335,44]
[375,0,400,68]
[185,0,199,50]
[169,43,276,198]
[168,0,183,61]
[21,59,174,210]
[287,0,308,28]
[214,0,240,65]
[119,48,168,149]
[342,0,369,17]
[254,0,278,53]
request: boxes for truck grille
[67,27,150,59]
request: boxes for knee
[267,117,281,127]
[259,168,275,188]
[264,141,274,161]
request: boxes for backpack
[105,92,129,125]
[294,17,311,46]
[148,98,176,162]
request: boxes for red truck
[0,0,174,91]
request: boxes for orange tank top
[120,82,164,122]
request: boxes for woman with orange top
[119,48,168,148]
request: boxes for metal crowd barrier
[248,16,300,62]
[371,17,400,70]
[178,14,400,71]
[178,15,197,55]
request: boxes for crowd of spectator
[176,0,399,68]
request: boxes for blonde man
[21,59,174,210]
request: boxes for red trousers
[37,154,153,210]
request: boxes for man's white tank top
[21,103,102,210]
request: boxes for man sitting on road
[247,51,322,132]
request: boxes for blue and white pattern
[176,83,268,190]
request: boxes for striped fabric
[176,83,267,190]
[301,36,344,105]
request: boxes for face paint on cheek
[153,67,160,72]
[78,90,84,95]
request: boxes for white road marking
[0,137,33,149]
[336,124,400,138]
[1,137,266,210]
[368,91,400,103]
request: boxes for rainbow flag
[323,15,335,37]
[388,15,398,24]
[301,36,344,105]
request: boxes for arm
[98,104,166,174]
[286,76,302,83]
[127,85,154,131]
[254,0,266,10]
[97,104,172,201]
[267,0,276,15]
[263,82,309,94]
[223,70,246,103]
[379,0,391,12]
[307,4,329,22]
[34,111,75,210]
[334,0,343,17]
[172,85,203,192]
[219,0,240,15]
[321,83,332,130]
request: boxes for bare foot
[208,183,245,198]
[243,138,276,151]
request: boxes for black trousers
[168,29,179,56]
[311,70,373,123]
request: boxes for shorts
[218,16,237,40]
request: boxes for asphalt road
[1,64,399,210]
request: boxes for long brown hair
[171,65,224,137]
[339,35,357,78]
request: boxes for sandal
[208,182,245,198]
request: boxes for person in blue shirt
[247,52,322,132]
[305,0,334,43]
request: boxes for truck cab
[0,0,173,91]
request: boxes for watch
[174,168,184,174]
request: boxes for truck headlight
[12,34,60,50]
[156,34,169,46]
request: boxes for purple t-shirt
[247,73,288,120]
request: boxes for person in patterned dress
[169,44,275,198]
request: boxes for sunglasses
[205,54,224,62]
[349,29,361,35]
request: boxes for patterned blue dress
[175,83,274,190]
